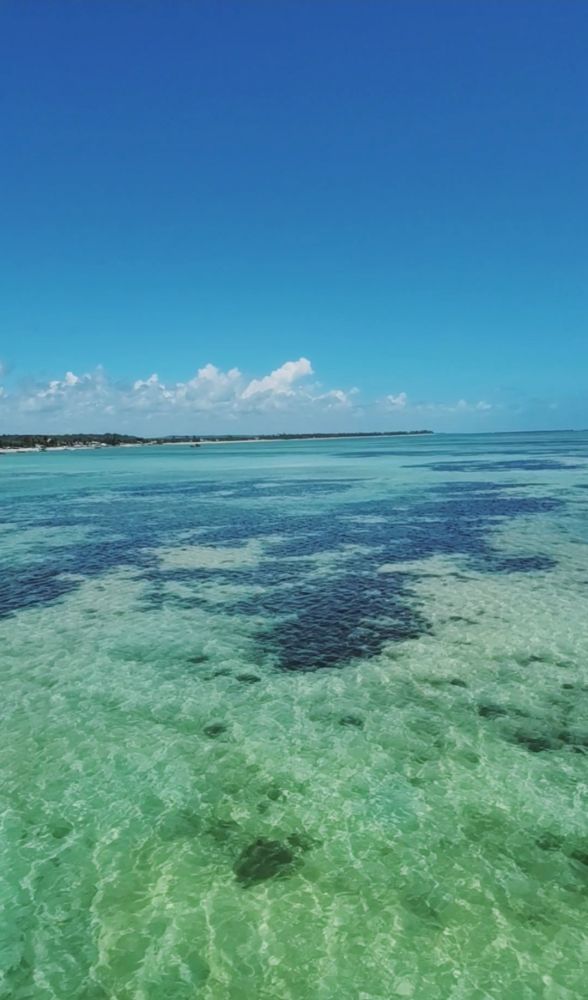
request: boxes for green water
[0,434,587,998]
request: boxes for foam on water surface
[0,432,587,998]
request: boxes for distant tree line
[0,433,199,448]
[0,430,432,450]
[194,431,433,441]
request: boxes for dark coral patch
[513,653,547,666]
[492,555,557,574]
[49,820,73,840]
[233,838,296,885]
[339,714,364,728]
[203,722,227,739]
[478,704,508,719]
[207,819,240,843]
[513,733,561,753]
[536,833,564,852]
[287,832,319,852]
[413,459,581,473]
[159,808,202,841]
[556,730,588,752]
[570,849,588,868]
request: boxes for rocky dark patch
[513,732,561,753]
[556,730,588,752]
[286,832,318,852]
[207,819,240,843]
[400,893,442,925]
[249,568,428,671]
[49,820,73,840]
[159,808,201,841]
[339,714,364,728]
[413,459,581,473]
[514,653,546,666]
[492,555,557,574]
[235,673,261,685]
[0,567,82,619]
[436,481,529,494]
[536,833,564,852]
[478,703,508,719]
[203,722,227,739]
[449,678,468,688]
[187,654,208,665]
[570,849,588,868]
[233,838,296,886]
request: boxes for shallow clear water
[1,432,587,999]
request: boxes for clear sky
[0,1,586,434]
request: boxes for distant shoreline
[0,430,433,453]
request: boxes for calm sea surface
[1,432,587,998]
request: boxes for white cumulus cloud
[241,357,313,399]
[0,358,356,433]
[385,392,408,409]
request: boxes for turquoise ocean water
[1,432,587,998]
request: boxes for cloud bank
[0,358,361,433]
[0,356,521,434]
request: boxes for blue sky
[1,1,586,433]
